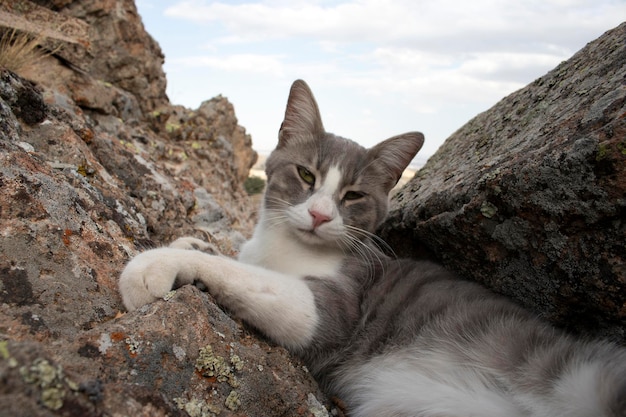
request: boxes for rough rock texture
[0,69,326,416]
[166,99,257,187]
[0,0,90,67]
[381,22,626,343]
[0,1,329,415]
[28,0,169,115]
[0,286,329,417]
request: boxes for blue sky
[136,0,625,163]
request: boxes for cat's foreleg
[119,248,318,350]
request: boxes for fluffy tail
[515,339,626,417]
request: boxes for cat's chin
[294,228,337,248]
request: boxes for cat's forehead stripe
[320,166,343,195]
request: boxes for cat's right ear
[369,132,425,191]
[278,80,325,148]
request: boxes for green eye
[344,191,365,201]
[297,166,315,186]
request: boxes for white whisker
[339,227,389,281]
[264,196,294,208]
[259,196,295,232]
[345,225,397,259]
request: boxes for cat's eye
[343,191,365,201]
[297,166,315,186]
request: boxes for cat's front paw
[119,248,192,311]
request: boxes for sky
[135,0,625,164]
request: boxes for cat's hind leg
[338,351,527,417]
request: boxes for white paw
[169,237,219,254]
[118,248,195,311]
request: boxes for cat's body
[120,80,626,417]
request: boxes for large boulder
[380,22,626,343]
[0,0,320,413]
[0,67,328,416]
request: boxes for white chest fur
[238,222,343,278]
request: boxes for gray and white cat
[120,80,626,417]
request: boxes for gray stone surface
[381,22,626,342]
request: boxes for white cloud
[171,53,286,75]
[164,1,402,42]
[162,0,622,94]
[149,0,624,156]
[164,0,623,50]
[458,52,566,81]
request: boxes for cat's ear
[369,132,424,190]
[278,80,325,148]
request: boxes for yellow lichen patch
[195,345,240,388]
[224,390,240,411]
[229,353,244,372]
[0,340,10,360]
[19,358,67,410]
[166,122,180,133]
[0,340,18,368]
[163,290,177,301]
[174,397,221,417]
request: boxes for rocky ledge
[0,1,330,416]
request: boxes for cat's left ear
[369,132,424,189]
[278,80,325,148]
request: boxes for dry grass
[0,28,59,74]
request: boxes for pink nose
[309,209,331,229]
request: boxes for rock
[380,22,626,342]
[0,71,46,126]
[0,0,317,413]
[165,98,258,193]
[0,0,90,71]
[0,67,326,415]
[0,286,329,417]
[49,0,169,115]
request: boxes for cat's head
[263,79,423,249]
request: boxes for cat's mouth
[296,227,328,244]
[298,227,318,236]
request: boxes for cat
[119,79,626,417]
